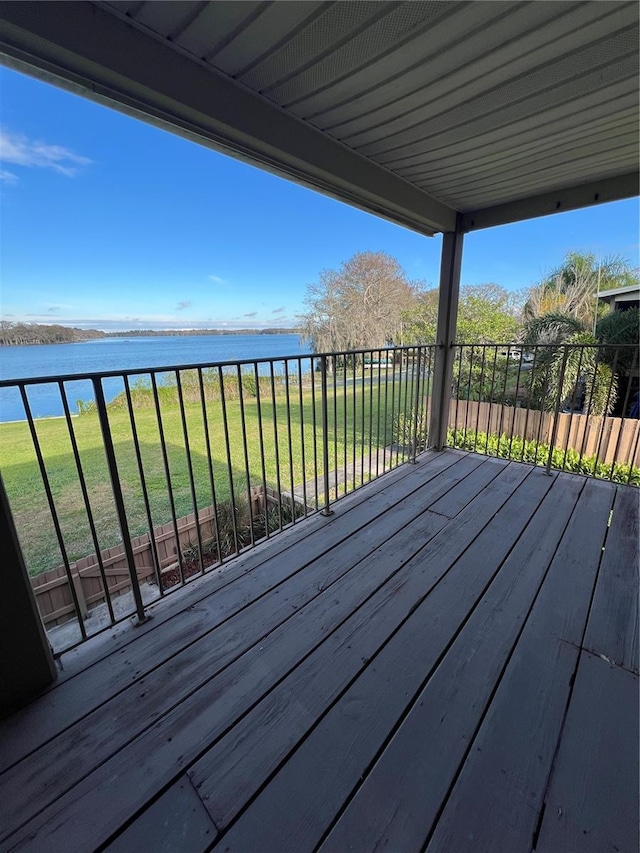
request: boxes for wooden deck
[1,450,638,853]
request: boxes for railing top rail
[453,342,639,349]
[0,344,436,388]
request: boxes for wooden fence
[32,487,267,628]
[448,399,640,467]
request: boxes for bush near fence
[448,399,640,468]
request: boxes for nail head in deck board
[583,485,639,673]
[210,474,579,852]
[315,473,586,853]
[190,463,553,828]
[0,452,464,773]
[423,477,614,853]
[534,652,639,853]
[3,462,492,850]
[104,776,217,853]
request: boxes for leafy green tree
[404,283,519,344]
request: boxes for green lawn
[1,372,419,574]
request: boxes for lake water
[0,334,308,422]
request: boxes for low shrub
[392,409,640,485]
[449,428,640,485]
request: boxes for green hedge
[393,410,639,485]
[449,428,640,485]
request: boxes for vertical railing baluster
[382,348,391,473]
[236,365,256,545]
[342,353,348,496]
[375,348,383,478]
[198,368,224,561]
[533,347,546,466]
[60,381,116,622]
[310,359,319,509]
[320,355,333,516]
[20,385,88,640]
[507,349,524,460]
[485,346,499,455]
[332,356,338,497]
[176,370,204,575]
[411,346,422,463]
[150,373,185,585]
[283,360,296,523]
[124,376,163,595]
[561,347,584,472]
[352,352,357,481]
[92,378,148,623]
[269,361,284,531]
[521,347,538,463]
[463,345,474,449]
[476,345,487,454]
[546,346,570,476]
[360,352,366,484]
[610,347,638,481]
[453,345,463,440]
[297,358,309,516]
[368,349,375,481]
[593,346,620,479]
[218,367,240,552]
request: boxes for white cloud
[272,306,285,314]
[0,169,18,184]
[208,275,226,284]
[0,128,92,177]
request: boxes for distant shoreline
[0,324,299,346]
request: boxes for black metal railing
[447,343,639,483]
[0,346,434,654]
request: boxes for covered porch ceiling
[0,0,638,237]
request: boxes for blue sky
[1,65,638,332]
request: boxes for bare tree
[298,252,420,354]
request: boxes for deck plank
[0,451,466,773]
[190,464,548,828]
[214,473,582,853]
[0,454,634,853]
[0,479,458,838]
[2,462,528,852]
[313,474,585,853]
[423,477,614,853]
[583,485,639,673]
[104,775,217,853]
[535,652,639,853]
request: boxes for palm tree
[523,309,638,416]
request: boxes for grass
[0,371,419,575]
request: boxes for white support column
[0,476,57,714]
[429,219,464,450]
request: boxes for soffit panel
[1,0,638,231]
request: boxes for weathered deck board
[190,464,547,828]
[0,453,636,853]
[583,484,639,673]
[103,775,217,853]
[2,459,505,850]
[423,478,614,853]
[535,651,639,853]
[307,475,585,853]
